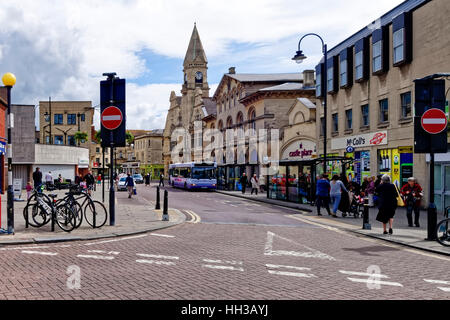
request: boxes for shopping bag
[133,187,137,195]
[395,185,405,207]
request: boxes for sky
[0,0,404,130]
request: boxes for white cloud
[0,0,404,129]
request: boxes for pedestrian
[145,173,150,186]
[259,174,265,193]
[125,173,135,198]
[375,174,398,235]
[240,173,248,194]
[401,177,423,227]
[26,181,32,199]
[97,174,102,185]
[365,176,376,206]
[84,171,95,196]
[361,177,369,195]
[330,175,348,217]
[316,174,332,217]
[251,174,259,195]
[58,174,63,183]
[159,173,165,187]
[32,167,43,191]
[45,171,53,190]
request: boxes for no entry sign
[421,108,448,134]
[101,106,123,130]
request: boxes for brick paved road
[0,184,449,300]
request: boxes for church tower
[182,23,210,98]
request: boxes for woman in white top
[330,175,348,216]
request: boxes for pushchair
[348,192,364,218]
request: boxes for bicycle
[57,184,108,228]
[436,206,450,247]
[23,186,77,232]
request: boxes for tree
[126,131,134,145]
[74,131,88,146]
[94,130,101,143]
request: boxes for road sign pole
[426,152,437,240]
[109,76,116,227]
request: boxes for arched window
[226,116,233,128]
[248,107,256,130]
[236,112,244,127]
[218,120,223,131]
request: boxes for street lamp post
[292,33,328,174]
[2,73,16,234]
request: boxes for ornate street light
[293,33,328,174]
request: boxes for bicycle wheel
[27,193,52,227]
[55,205,77,232]
[84,200,108,228]
[69,201,83,229]
[436,218,450,247]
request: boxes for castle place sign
[282,140,317,160]
[331,131,388,151]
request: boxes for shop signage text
[331,131,388,150]
[282,140,316,160]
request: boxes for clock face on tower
[195,71,203,81]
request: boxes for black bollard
[155,186,161,210]
[363,197,371,230]
[162,190,169,221]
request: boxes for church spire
[183,23,207,67]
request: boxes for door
[434,163,450,214]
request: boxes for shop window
[393,11,412,66]
[345,109,353,130]
[361,104,369,127]
[401,92,412,119]
[379,99,389,123]
[68,135,76,146]
[332,113,338,133]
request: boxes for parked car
[117,177,128,191]
[133,174,144,184]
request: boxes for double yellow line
[185,210,201,224]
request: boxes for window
[345,109,353,130]
[81,114,85,122]
[54,114,63,124]
[45,136,50,144]
[361,104,369,127]
[315,64,323,97]
[44,114,50,122]
[354,37,369,82]
[320,117,325,136]
[67,114,76,125]
[332,113,338,133]
[393,29,404,64]
[55,135,64,145]
[327,65,334,93]
[401,92,412,119]
[355,51,363,80]
[327,56,338,93]
[96,158,100,164]
[340,59,347,87]
[226,116,233,128]
[248,108,256,130]
[68,135,75,146]
[379,99,389,123]
[372,41,382,73]
[96,147,100,153]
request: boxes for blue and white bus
[169,162,217,190]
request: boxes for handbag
[395,185,405,207]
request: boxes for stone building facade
[313,0,450,209]
[134,129,164,177]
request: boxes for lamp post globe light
[292,33,328,174]
[2,72,16,234]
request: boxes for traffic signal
[414,79,447,154]
[100,78,126,148]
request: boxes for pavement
[0,184,185,245]
[216,190,450,256]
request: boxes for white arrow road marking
[264,231,336,261]
[137,254,179,260]
[266,264,312,271]
[84,234,147,246]
[203,259,243,265]
[346,278,403,287]
[77,255,115,260]
[424,279,450,292]
[268,270,317,278]
[136,259,176,266]
[21,250,58,256]
[87,250,120,255]
[339,270,389,278]
[202,265,244,271]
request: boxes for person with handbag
[400,177,423,227]
[375,174,398,235]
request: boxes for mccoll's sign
[331,131,388,150]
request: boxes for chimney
[302,69,315,88]
[228,67,236,74]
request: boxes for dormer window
[327,56,338,94]
[372,26,389,75]
[393,11,412,66]
[340,47,353,88]
[354,37,369,82]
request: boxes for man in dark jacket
[32,167,43,191]
[401,177,423,227]
[240,173,248,194]
[125,173,135,198]
[84,171,95,196]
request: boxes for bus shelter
[266,156,354,205]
